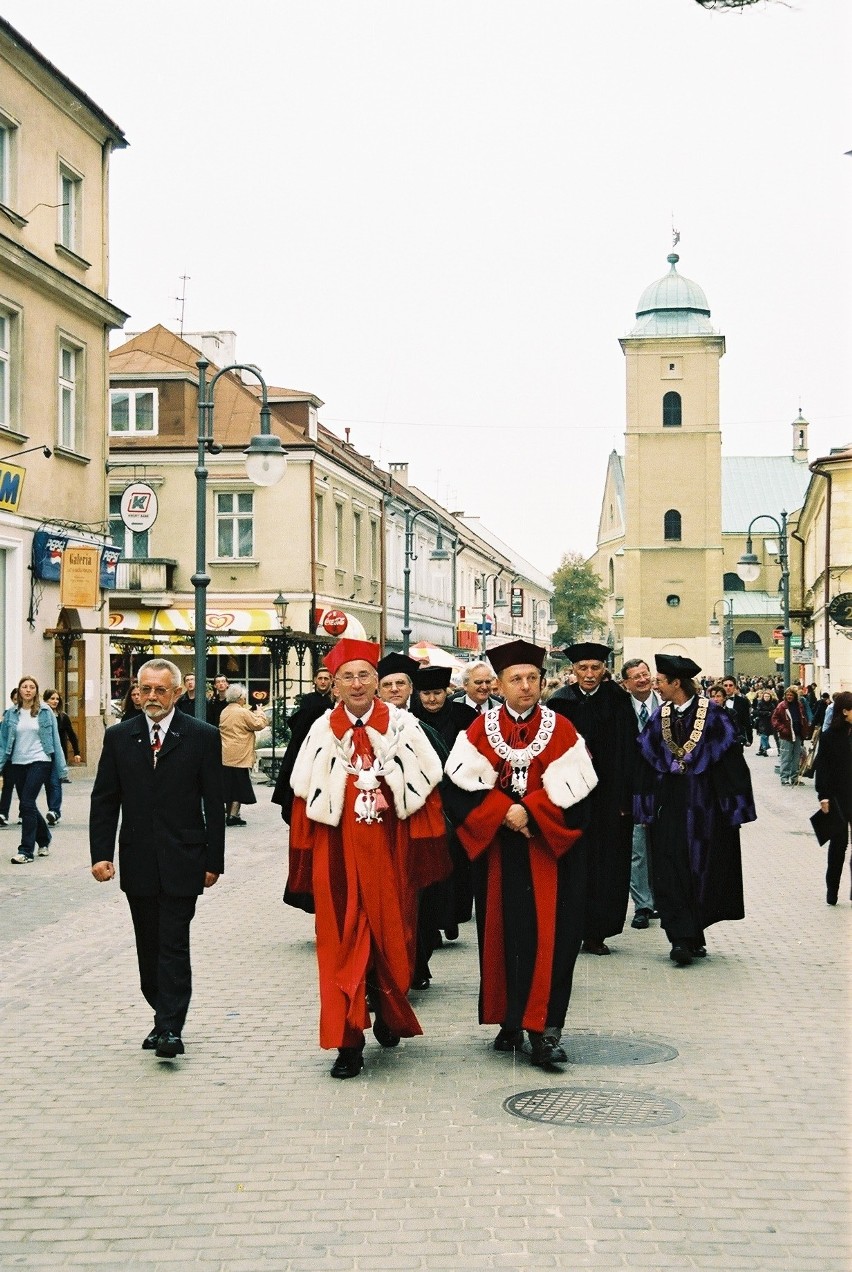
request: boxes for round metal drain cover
[504,1086,685,1129]
[566,1033,678,1066]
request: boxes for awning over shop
[109,607,284,654]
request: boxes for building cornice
[0,232,129,328]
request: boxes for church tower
[619,253,725,671]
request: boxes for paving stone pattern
[0,750,848,1270]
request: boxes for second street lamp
[400,506,456,655]
[709,598,734,679]
[736,510,791,688]
[193,358,288,720]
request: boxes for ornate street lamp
[709,598,734,679]
[400,506,457,654]
[736,511,791,687]
[193,358,288,719]
[475,571,503,655]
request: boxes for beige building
[0,18,127,760]
[792,444,852,692]
[108,326,385,710]
[592,253,810,682]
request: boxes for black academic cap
[415,664,453,691]
[489,640,545,676]
[377,652,420,681]
[655,653,701,680]
[565,642,611,664]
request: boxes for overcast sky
[6,0,849,571]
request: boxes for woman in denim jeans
[42,688,82,824]
[770,686,810,786]
[0,676,67,863]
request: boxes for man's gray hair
[225,683,246,703]
[621,658,650,679]
[137,658,181,688]
[463,660,494,685]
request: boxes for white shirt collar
[344,702,375,726]
[674,696,696,715]
[504,704,536,722]
[146,708,176,738]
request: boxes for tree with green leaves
[550,553,607,648]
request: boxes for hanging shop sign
[0,461,25,513]
[120,482,159,533]
[828,593,852,629]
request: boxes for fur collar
[290,703,442,826]
[445,725,597,810]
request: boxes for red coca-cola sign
[322,609,348,636]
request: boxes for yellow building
[592,254,810,681]
[0,18,127,760]
[793,444,852,692]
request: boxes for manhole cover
[504,1086,685,1128]
[565,1033,678,1066]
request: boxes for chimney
[389,461,409,487]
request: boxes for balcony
[114,558,178,606]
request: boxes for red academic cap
[323,639,379,677]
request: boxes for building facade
[0,18,127,761]
[793,444,852,693]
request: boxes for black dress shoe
[527,1032,566,1068]
[330,1047,364,1079]
[631,909,651,930]
[372,1016,401,1048]
[582,939,611,956]
[827,892,838,906]
[493,1026,524,1052]
[669,943,693,966]
[443,924,459,941]
[142,1029,160,1051]
[690,944,707,958]
[412,975,431,990]
[155,1032,185,1058]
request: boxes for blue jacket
[0,705,69,778]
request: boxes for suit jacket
[814,726,852,815]
[90,712,226,897]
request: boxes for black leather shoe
[827,891,838,906]
[527,1032,565,1068]
[331,1047,364,1079]
[670,943,693,966]
[412,975,431,990]
[582,939,611,956]
[544,1031,568,1063]
[631,909,651,930]
[443,924,459,941]
[372,1016,401,1048]
[493,1027,524,1052]
[691,945,707,958]
[155,1032,185,1058]
[142,1029,160,1051]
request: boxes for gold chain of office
[660,698,710,772]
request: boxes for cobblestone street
[0,752,848,1271]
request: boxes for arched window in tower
[735,630,762,647]
[664,509,682,541]
[723,572,745,592]
[608,557,615,594]
[662,391,682,428]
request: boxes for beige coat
[219,703,266,768]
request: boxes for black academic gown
[548,680,636,941]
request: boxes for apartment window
[58,340,83,450]
[109,494,149,559]
[315,492,325,560]
[216,491,254,558]
[110,388,157,435]
[0,118,12,207]
[0,309,11,429]
[58,163,82,252]
[663,509,682,542]
[353,510,362,574]
[662,391,682,428]
[334,502,344,566]
[370,518,379,578]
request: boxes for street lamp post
[709,598,734,678]
[193,358,288,720]
[475,570,503,655]
[400,506,456,655]
[736,510,791,687]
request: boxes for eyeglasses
[335,672,376,685]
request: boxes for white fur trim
[541,737,598,808]
[444,731,498,792]
[290,706,442,826]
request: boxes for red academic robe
[289,700,448,1049]
[445,706,592,1032]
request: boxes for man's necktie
[151,724,161,767]
[638,702,649,730]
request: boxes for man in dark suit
[90,658,225,1059]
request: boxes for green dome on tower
[629,253,716,338]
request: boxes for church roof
[722,457,811,532]
[628,253,717,338]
